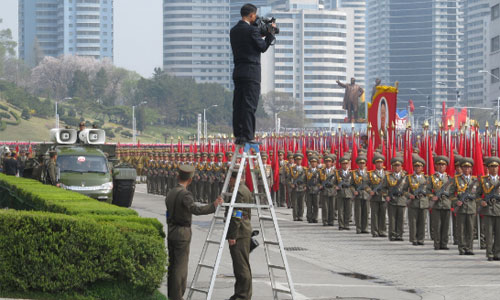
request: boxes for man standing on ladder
[226,171,253,300]
[165,165,223,300]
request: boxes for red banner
[368,86,398,148]
[444,108,467,130]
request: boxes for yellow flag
[361,92,365,103]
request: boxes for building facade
[163,0,232,89]
[326,0,365,89]
[366,0,464,123]
[19,0,113,67]
[487,0,500,110]
[262,3,353,127]
[463,0,490,107]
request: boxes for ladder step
[214,215,225,220]
[268,264,286,271]
[199,263,214,269]
[264,240,280,246]
[190,287,209,294]
[221,203,270,209]
[259,216,273,221]
[273,287,292,294]
[207,239,221,244]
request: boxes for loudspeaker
[50,128,77,144]
[78,129,106,144]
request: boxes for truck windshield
[58,155,108,173]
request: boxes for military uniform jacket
[478,175,500,216]
[199,162,208,182]
[306,167,321,194]
[212,162,225,184]
[430,173,452,209]
[450,175,479,214]
[285,162,294,186]
[290,165,307,192]
[405,174,430,209]
[336,169,355,199]
[46,160,58,186]
[166,184,215,241]
[382,172,407,206]
[352,169,371,200]
[279,160,287,184]
[369,169,387,202]
[320,166,338,197]
[226,183,253,240]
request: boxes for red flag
[447,140,455,176]
[351,136,358,170]
[245,162,253,192]
[366,131,374,171]
[28,144,32,154]
[409,99,415,112]
[302,141,308,167]
[427,135,435,175]
[272,143,280,192]
[473,129,484,177]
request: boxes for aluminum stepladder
[187,142,296,300]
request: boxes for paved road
[132,184,500,300]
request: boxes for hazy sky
[0,0,163,78]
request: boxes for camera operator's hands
[214,196,224,208]
[228,239,236,246]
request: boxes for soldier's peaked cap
[391,156,403,165]
[324,155,333,162]
[413,156,425,166]
[309,156,318,162]
[460,157,474,167]
[356,156,367,164]
[373,153,385,163]
[178,164,195,180]
[454,155,463,166]
[487,156,500,167]
[294,153,303,159]
[340,156,350,163]
[434,155,449,165]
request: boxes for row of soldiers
[279,149,500,260]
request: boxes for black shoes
[412,242,418,246]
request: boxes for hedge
[0,174,167,298]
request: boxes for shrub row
[0,174,167,297]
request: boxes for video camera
[254,16,280,36]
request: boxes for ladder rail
[206,154,247,300]
[255,150,297,299]
[248,155,279,298]
[187,144,296,300]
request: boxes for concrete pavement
[132,184,500,300]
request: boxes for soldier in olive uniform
[368,153,387,238]
[166,164,223,300]
[429,156,452,250]
[305,155,321,223]
[285,152,295,208]
[278,150,288,207]
[320,154,337,226]
[192,153,201,201]
[452,154,463,245]
[226,171,253,300]
[383,157,407,241]
[46,151,59,186]
[146,152,154,193]
[353,156,370,234]
[290,153,306,221]
[450,157,479,255]
[199,153,209,203]
[477,157,500,261]
[166,153,175,196]
[405,156,429,246]
[211,152,225,201]
[336,156,354,230]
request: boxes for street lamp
[55,97,72,128]
[132,101,147,144]
[203,104,218,140]
[479,70,500,81]
[479,71,500,122]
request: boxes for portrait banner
[368,86,398,148]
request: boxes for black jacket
[3,158,18,176]
[230,20,275,82]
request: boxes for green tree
[93,67,108,101]
[69,70,91,100]
[0,19,17,76]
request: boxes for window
[492,36,500,52]
[492,68,500,84]
[492,4,500,21]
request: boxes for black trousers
[233,79,260,141]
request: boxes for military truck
[32,128,136,207]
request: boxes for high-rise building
[262,0,353,127]
[326,0,365,88]
[366,0,463,124]
[19,0,114,67]
[463,0,490,107]
[487,0,500,110]
[163,0,232,89]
